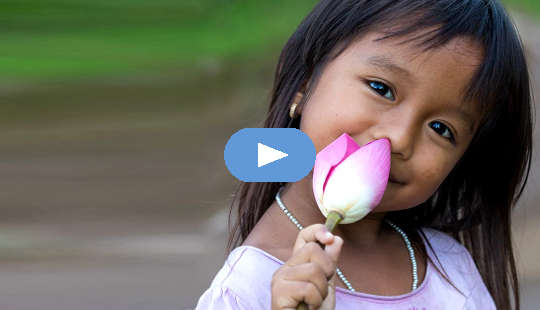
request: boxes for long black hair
[228,1,534,309]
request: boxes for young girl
[196,0,533,309]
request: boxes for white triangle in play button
[258,143,288,167]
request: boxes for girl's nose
[370,111,417,160]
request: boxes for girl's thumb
[324,235,343,265]
[319,236,342,310]
[320,272,338,310]
[329,271,338,288]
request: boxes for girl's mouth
[389,174,404,184]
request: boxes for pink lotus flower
[313,133,391,224]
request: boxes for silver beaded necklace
[275,187,418,292]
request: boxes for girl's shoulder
[419,227,496,309]
[420,227,470,254]
[195,245,280,309]
[420,227,479,277]
[420,226,478,268]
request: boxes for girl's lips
[389,174,404,184]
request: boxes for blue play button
[224,128,316,182]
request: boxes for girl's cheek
[411,149,454,192]
[300,72,378,151]
[302,103,375,154]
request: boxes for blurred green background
[1,0,539,81]
[1,0,311,80]
[1,1,539,309]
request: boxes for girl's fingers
[271,279,324,310]
[319,272,338,310]
[280,263,329,299]
[286,241,335,278]
[324,235,343,265]
[272,224,344,310]
[293,224,334,252]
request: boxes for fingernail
[325,232,333,239]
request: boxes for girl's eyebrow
[366,55,415,81]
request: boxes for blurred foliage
[0,0,536,82]
[0,0,317,81]
[503,0,540,17]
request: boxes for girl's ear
[290,92,305,119]
[292,79,310,117]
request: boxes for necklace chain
[275,187,418,292]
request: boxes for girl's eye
[367,80,395,101]
[366,80,456,144]
[429,121,456,144]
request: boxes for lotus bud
[312,133,391,231]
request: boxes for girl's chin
[372,205,410,213]
[374,201,418,213]
[377,181,401,200]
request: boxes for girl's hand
[271,223,344,310]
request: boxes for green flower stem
[325,210,344,233]
[297,210,344,310]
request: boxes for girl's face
[300,31,484,212]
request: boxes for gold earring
[289,102,298,119]
[289,93,303,119]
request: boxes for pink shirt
[195,227,495,309]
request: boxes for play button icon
[258,143,288,167]
[224,128,316,182]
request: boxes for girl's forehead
[333,31,484,123]
[342,31,484,71]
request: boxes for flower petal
[312,133,360,214]
[321,138,390,223]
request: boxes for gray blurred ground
[1,12,539,310]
